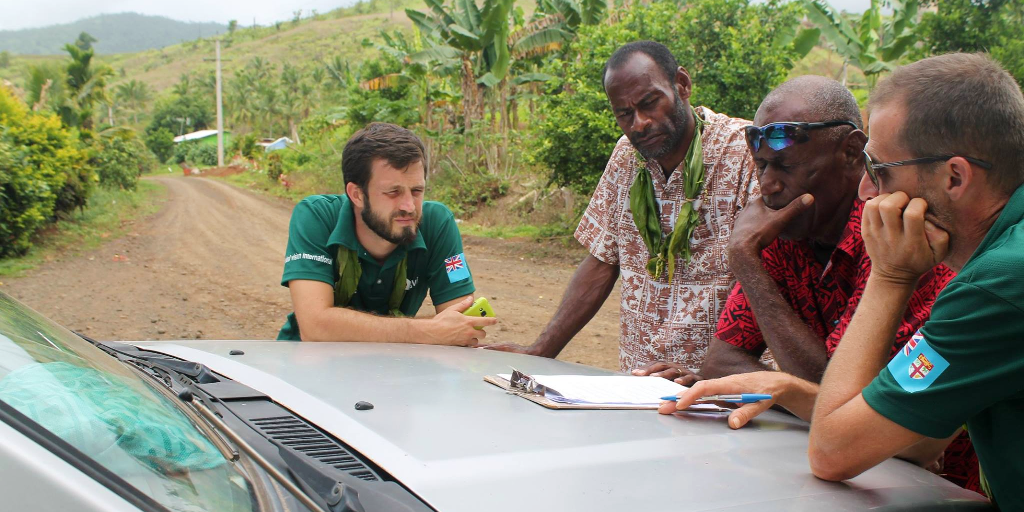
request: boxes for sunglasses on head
[862,151,993,188]
[744,120,858,152]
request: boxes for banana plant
[508,0,606,59]
[802,0,920,88]
[406,0,516,87]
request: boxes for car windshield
[0,293,256,512]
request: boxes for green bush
[992,39,1024,90]
[172,141,218,166]
[187,143,218,166]
[0,88,91,257]
[145,93,213,138]
[232,133,258,159]
[144,128,175,163]
[533,0,801,196]
[265,153,284,182]
[172,141,192,164]
[429,169,510,218]
[92,130,155,191]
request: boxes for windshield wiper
[87,338,425,512]
[175,388,332,512]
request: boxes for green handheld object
[462,297,496,328]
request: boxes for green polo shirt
[862,184,1024,508]
[277,194,475,340]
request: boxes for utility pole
[204,41,231,166]
[215,39,224,167]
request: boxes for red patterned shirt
[715,199,956,358]
[576,106,759,373]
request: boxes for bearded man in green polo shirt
[278,122,496,343]
[799,54,1024,508]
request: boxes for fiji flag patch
[444,253,471,283]
[887,330,950,393]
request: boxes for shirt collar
[327,195,427,254]
[834,198,866,259]
[966,182,1024,265]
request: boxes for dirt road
[2,176,622,370]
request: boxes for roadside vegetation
[0,181,165,277]
[2,0,1022,263]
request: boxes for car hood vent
[251,415,379,481]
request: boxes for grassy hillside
[0,13,226,55]
[103,12,411,94]
[0,1,419,97]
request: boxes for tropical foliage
[0,87,92,257]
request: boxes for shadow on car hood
[137,341,991,512]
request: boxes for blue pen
[660,394,773,403]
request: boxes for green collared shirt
[277,194,475,340]
[862,183,1024,508]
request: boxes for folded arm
[289,280,494,345]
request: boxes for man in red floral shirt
[641,75,954,383]
[654,76,977,490]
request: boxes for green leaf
[477,72,502,87]
[407,45,463,64]
[406,9,442,35]
[511,26,572,53]
[449,23,481,41]
[880,32,916,62]
[460,0,483,32]
[791,28,821,58]
[511,72,556,85]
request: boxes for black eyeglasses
[744,120,858,152]
[862,152,994,188]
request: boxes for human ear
[674,67,693,102]
[942,156,975,202]
[346,182,365,209]
[840,129,868,171]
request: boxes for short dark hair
[869,53,1024,195]
[341,122,427,191]
[602,41,679,92]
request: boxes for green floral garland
[628,109,705,282]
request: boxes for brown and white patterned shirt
[575,106,759,373]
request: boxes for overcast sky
[0,0,873,31]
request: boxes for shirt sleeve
[281,199,337,287]
[862,281,1024,438]
[715,282,766,352]
[715,240,796,353]
[426,208,476,306]
[574,137,632,265]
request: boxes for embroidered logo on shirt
[444,253,470,283]
[284,253,332,265]
[887,329,950,392]
[405,277,419,291]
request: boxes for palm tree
[115,79,152,125]
[62,43,113,130]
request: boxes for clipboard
[483,374,729,412]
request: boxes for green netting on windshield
[0,361,225,475]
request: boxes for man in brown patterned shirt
[486,41,758,376]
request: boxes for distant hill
[0,13,226,55]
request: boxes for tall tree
[75,32,98,51]
[115,79,152,124]
[61,43,112,129]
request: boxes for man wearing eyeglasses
[656,74,978,490]
[645,75,954,385]
[804,53,1024,509]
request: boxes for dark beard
[361,195,419,246]
[634,96,690,162]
